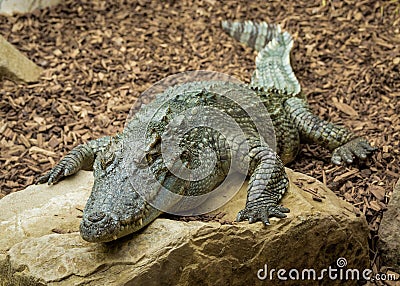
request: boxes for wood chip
[333,169,359,182]
[369,200,382,212]
[111,104,132,112]
[56,104,68,115]
[332,100,359,117]
[29,147,57,157]
[48,136,60,149]
[368,185,386,201]
[18,134,31,148]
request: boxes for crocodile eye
[100,151,115,170]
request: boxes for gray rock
[0,35,42,83]
[0,0,61,15]
[379,178,400,273]
[0,169,370,285]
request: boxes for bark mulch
[0,0,399,281]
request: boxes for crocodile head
[79,145,161,243]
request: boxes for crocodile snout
[80,211,120,242]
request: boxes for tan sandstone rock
[379,178,400,273]
[0,169,370,285]
[0,35,42,83]
[0,0,61,15]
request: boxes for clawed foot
[36,161,72,185]
[236,204,290,225]
[331,137,376,166]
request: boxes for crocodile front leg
[237,146,290,225]
[284,97,376,165]
[37,136,114,184]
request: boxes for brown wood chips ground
[0,0,399,279]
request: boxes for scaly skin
[37,21,376,243]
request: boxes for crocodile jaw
[79,200,161,243]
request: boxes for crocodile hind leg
[36,136,114,185]
[284,97,376,165]
[237,146,290,225]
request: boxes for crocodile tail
[221,20,282,51]
[252,31,301,96]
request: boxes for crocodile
[37,21,376,243]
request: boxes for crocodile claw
[236,204,290,225]
[36,162,71,185]
[331,137,376,166]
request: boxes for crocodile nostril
[87,212,106,222]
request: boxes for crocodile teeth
[138,218,143,226]
[113,235,118,240]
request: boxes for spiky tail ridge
[222,20,301,96]
[221,20,282,51]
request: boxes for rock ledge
[0,169,369,285]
